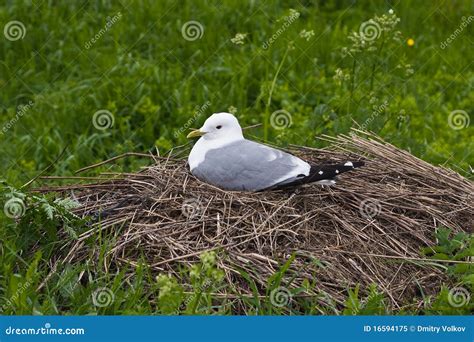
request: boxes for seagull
[187,112,364,191]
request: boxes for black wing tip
[269,160,365,191]
[351,161,365,168]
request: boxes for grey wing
[192,140,308,191]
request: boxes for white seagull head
[187,112,243,142]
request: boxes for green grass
[0,0,472,315]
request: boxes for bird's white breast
[188,138,208,170]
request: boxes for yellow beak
[186,129,206,139]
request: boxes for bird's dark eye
[216,125,222,129]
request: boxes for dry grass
[36,130,474,310]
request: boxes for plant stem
[264,46,290,141]
[369,36,385,91]
[348,59,357,115]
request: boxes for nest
[37,131,473,312]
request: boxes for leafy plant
[1,184,86,253]
[421,227,473,314]
[343,284,387,315]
